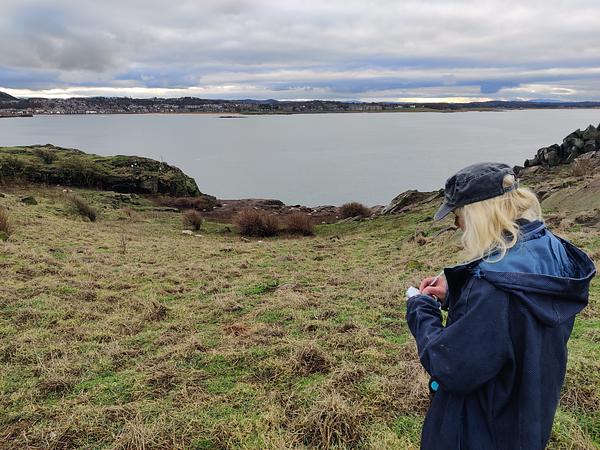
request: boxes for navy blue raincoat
[406,219,596,450]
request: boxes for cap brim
[433,202,454,221]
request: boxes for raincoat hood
[447,220,596,327]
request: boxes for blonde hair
[458,174,543,262]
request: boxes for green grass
[0,184,598,449]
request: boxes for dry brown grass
[297,392,367,449]
[182,209,203,231]
[0,184,597,449]
[69,194,97,221]
[292,341,331,375]
[0,207,12,238]
[234,208,281,237]
[339,202,371,219]
[285,211,315,236]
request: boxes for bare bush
[234,209,281,237]
[339,202,371,219]
[0,208,12,239]
[182,209,203,231]
[69,195,97,222]
[285,211,315,236]
[121,206,133,219]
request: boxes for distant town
[1,91,600,117]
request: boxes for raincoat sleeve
[406,277,510,395]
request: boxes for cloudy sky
[1,0,600,101]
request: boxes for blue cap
[434,162,518,221]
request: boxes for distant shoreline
[2,106,600,118]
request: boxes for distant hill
[0,91,17,101]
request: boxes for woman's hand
[419,276,448,301]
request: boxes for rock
[574,151,599,162]
[573,209,600,226]
[583,140,597,153]
[20,196,37,205]
[573,138,585,150]
[563,130,582,143]
[524,157,539,167]
[381,189,443,215]
[546,150,560,166]
[565,150,580,164]
[336,216,361,223]
[521,165,543,175]
[524,126,600,167]
[0,145,204,197]
[582,124,599,140]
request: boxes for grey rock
[565,150,580,164]
[546,150,560,166]
[582,124,599,140]
[381,189,442,215]
[583,140,597,153]
[573,138,585,150]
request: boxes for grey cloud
[1,0,600,100]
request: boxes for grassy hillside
[0,145,205,198]
[0,181,598,449]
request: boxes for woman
[406,162,596,450]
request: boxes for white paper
[406,286,421,298]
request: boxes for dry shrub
[339,202,371,219]
[182,209,203,231]
[69,195,97,222]
[146,363,178,395]
[234,208,281,237]
[0,207,12,239]
[327,363,367,389]
[292,342,331,375]
[37,374,75,397]
[143,300,169,322]
[298,392,366,449]
[285,211,315,236]
[121,206,133,219]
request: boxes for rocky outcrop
[524,124,600,168]
[380,189,443,215]
[201,198,342,224]
[0,145,204,197]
